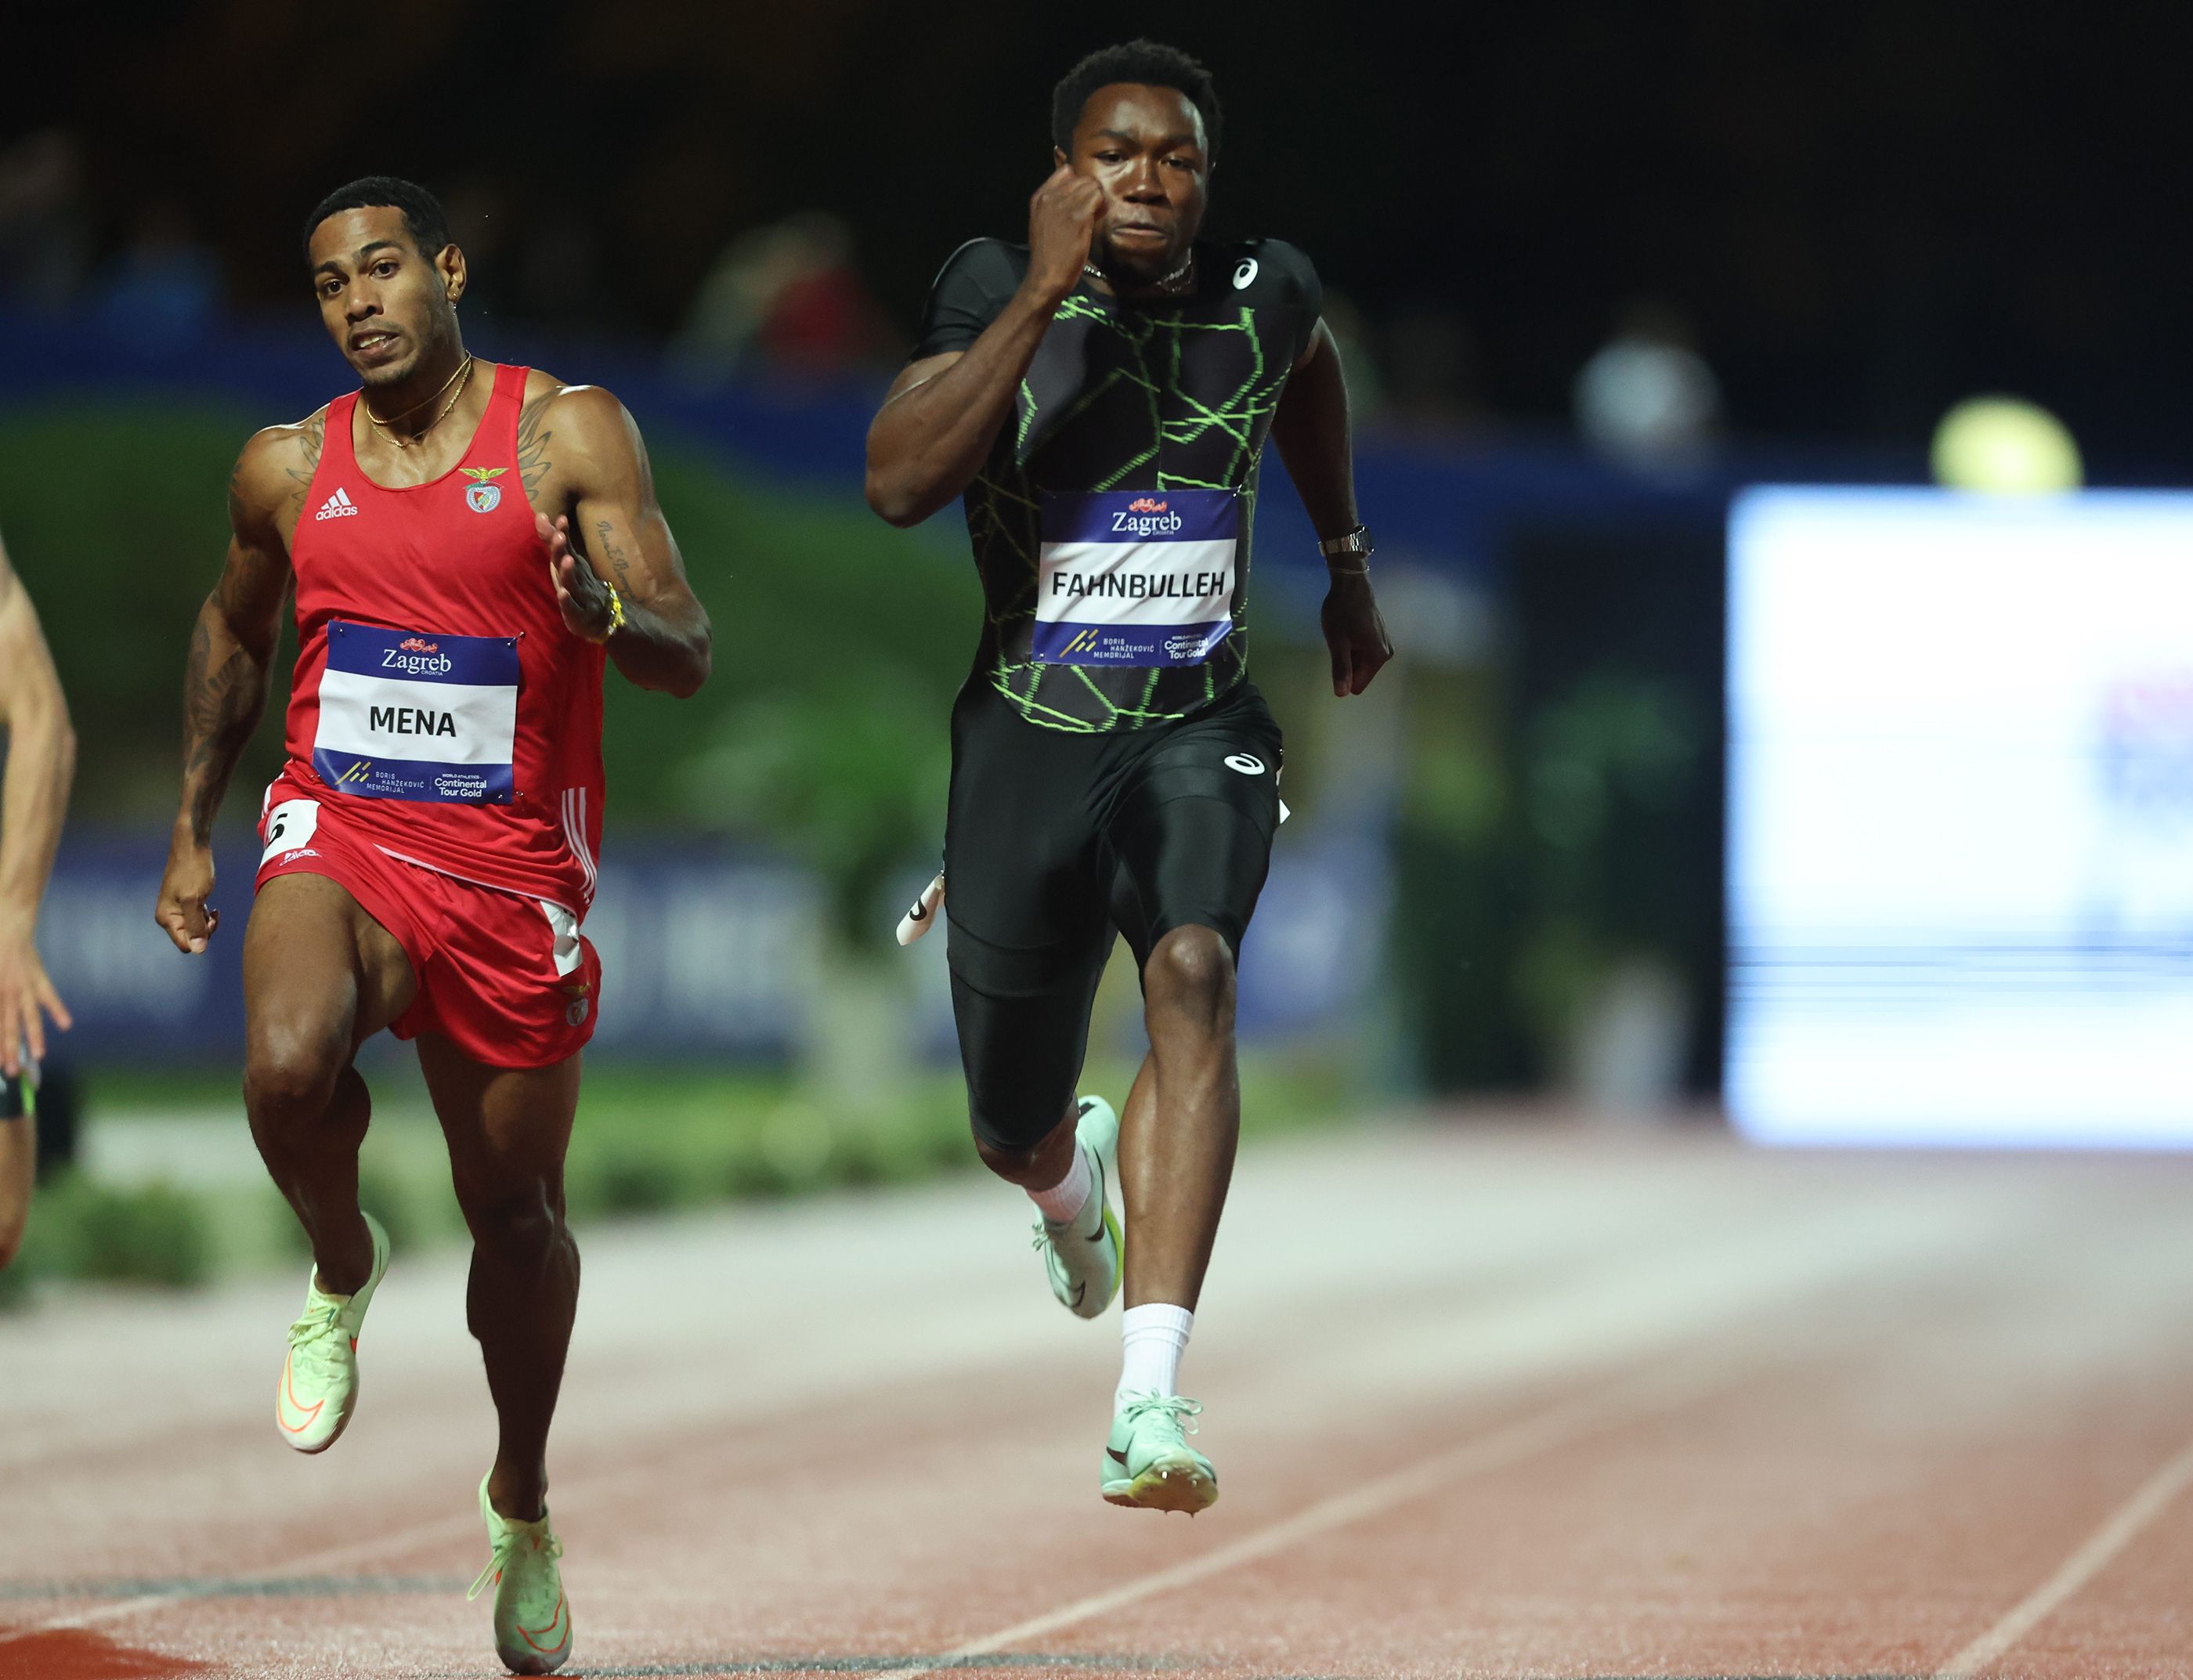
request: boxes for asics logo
[314,487,360,521]
[1223,753,1266,775]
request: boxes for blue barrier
[40,826,1375,1067]
[42,830,822,1064]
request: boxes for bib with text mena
[1034,490,1237,667]
[313,620,519,804]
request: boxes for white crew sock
[1117,1303,1194,1411]
[1028,1140,1093,1225]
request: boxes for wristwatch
[1319,525,1374,570]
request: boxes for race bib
[259,797,320,867]
[1034,490,1237,667]
[313,620,519,804]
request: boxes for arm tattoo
[187,439,291,844]
[279,414,325,527]
[594,519,634,594]
[517,396,555,501]
[179,600,271,844]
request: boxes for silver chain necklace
[1084,253,1195,295]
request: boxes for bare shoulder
[233,406,331,532]
[522,370,630,435]
[515,370,639,504]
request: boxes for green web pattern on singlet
[970,297,1289,734]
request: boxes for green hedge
[0,1051,1359,1306]
[0,399,983,934]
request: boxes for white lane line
[1931,1429,2193,1680]
[874,1349,1754,1679]
[0,1508,481,1644]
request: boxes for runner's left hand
[1320,572,1393,697]
[540,513,616,642]
[0,916,68,1078]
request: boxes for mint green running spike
[275,1211,389,1454]
[1031,1095,1122,1319]
[1102,1392,1218,1513]
[471,1473,573,1675]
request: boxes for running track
[3,1121,2191,1679]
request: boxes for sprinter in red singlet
[153,177,710,1678]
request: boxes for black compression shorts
[943,677,1283,1152]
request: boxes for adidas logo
[314,487,360,521]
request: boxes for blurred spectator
[0,130,92,312]
[673,211,891,384]
[92,200,222,347]
[1380,305,1485,432]
[1573,299,1722,476]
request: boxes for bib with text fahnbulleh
[1034,489,1238,667]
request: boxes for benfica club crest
[462,466,506,513]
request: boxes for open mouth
[350,330,401,360]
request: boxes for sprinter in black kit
[865,38,1391,1513]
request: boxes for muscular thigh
[944,681,1111,963]
[1104,690,1283,969]
[417,1037,581,1210]
[943,682,1118,1150]
[244,873,417,1059]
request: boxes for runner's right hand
[0,916,67,1076]
[154,840,220,954]
[1025,164,1104,305]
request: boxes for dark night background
[9,0,2186,472]
[0,0,2176,1107]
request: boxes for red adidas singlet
[279,363,604,913]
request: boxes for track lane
[5,1126,2191,1678]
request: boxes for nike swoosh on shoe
[276,1354,326,1433]
[518,1592,570,1653]
[1083,1154,1110,1241]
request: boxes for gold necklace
[364,355,475,449]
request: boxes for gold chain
[363,355,475,449]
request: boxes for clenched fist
[1024,164,1104,308]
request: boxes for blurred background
[5,0,2191,1294]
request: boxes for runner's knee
[1143,924,1235,1029]
[949,957,1096,1159]
[455,1176,568,1264]
[970,1109,1075,1183]
[243,1023,349,1129]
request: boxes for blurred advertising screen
[1728,487,2193,1148]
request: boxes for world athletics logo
[463,466,506,513]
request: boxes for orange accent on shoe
[276,1353,326,1433]
[518,1593,569,1652]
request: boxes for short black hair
[1051,40,1222,162]
[302,176,450,263]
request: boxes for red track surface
[5,1122,2192,1679]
